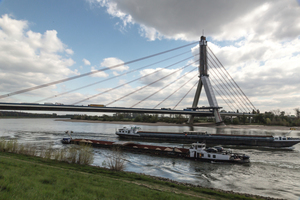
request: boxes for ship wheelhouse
[189,142,232,161]
[117,127,140,135]
[273,136,287,141]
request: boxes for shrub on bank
[78,143,94,165]
[106,147,126,171]
[0,139,94,165]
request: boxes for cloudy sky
[0,0,300,115]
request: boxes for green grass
[0,152,268,200]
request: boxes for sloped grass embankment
[0,139,274,200]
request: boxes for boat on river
[116,127,300,147]
[61,138,250,163]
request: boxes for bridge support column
[188,79,203,124]
[188,36,224,125]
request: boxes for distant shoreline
[55,119,298,131]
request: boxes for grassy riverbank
[0,152,273,200]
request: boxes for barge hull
[68,139,249,163]
[117,134,299,147]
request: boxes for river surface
[0,118,299,200]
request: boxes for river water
[0,118,299,200]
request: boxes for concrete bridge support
[188,36,224,125]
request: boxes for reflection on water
[0,118,300,199]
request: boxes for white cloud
[0,14,76,101]
[139,68,183,87]
[82,58,91,65]
[113,71,119,76]
[88,0,134,32]
[90,0,300,43]
[100,57,129,71]
[65,49,74,55]
[138,24,163,41]
[0,14,28,39]
[90,66,109,77]
[84,77,197,109]
[77,63,198,108]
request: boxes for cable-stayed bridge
[0,36,257,124]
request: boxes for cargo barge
[116,127,300,147]
[61,138,250,163]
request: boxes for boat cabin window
[213,155,216,158]
[208,154,211,158]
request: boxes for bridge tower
[188,36,223,125]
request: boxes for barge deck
[62,138,250,163]
[116,127,300,147]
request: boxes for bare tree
[272,109,280,116]
[107,147,126,171]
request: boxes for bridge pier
[188,36,224,125]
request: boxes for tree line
[0,111,73,118]
[2,108,299,126]
[72,108,300,126]
[72,113,218,124]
